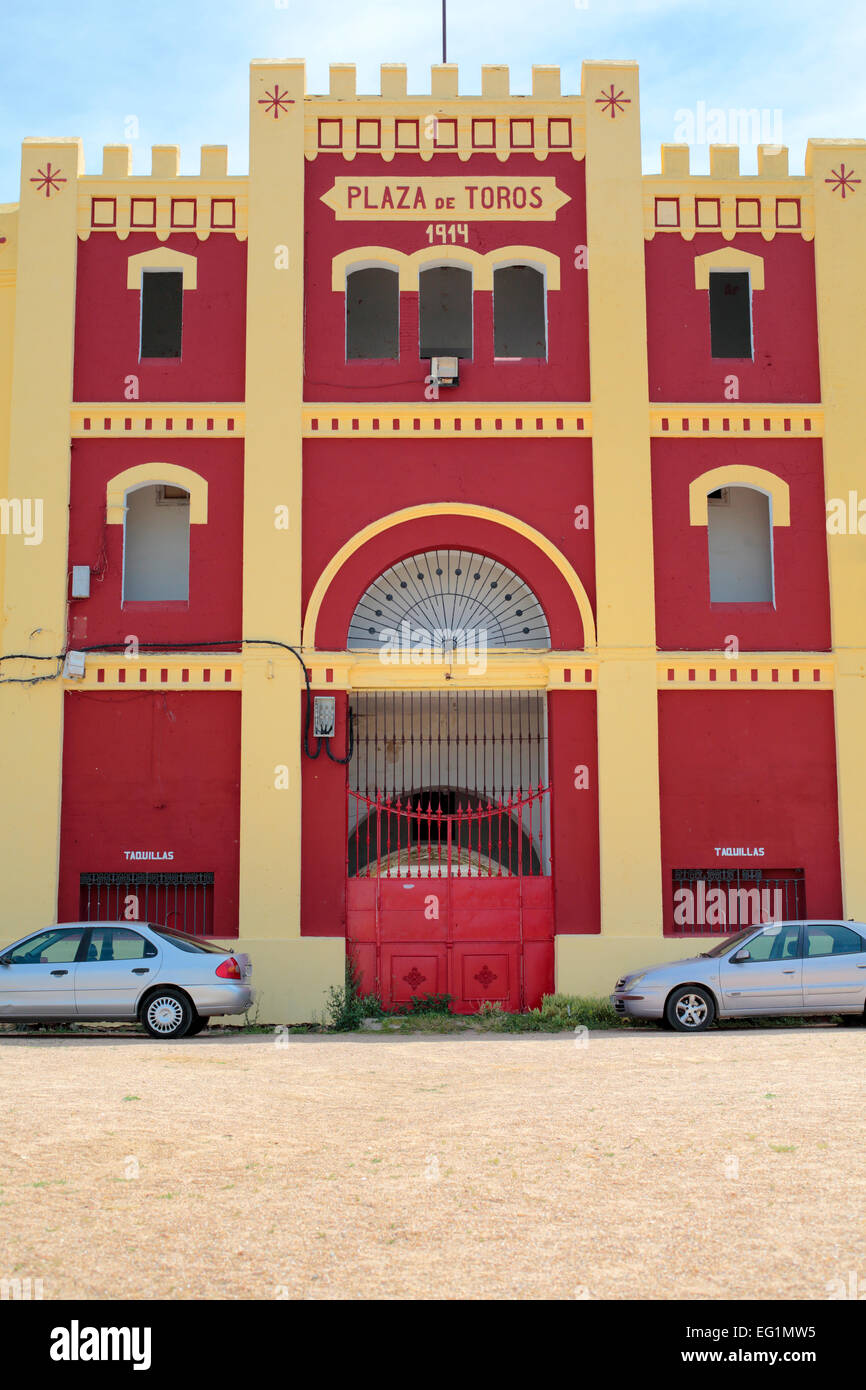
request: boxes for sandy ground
[0,1028,863,1301]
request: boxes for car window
[805,924,865,958]
[83,927,158,963]
[738,924,800,962]
[7,929,85,965]
[150,928,226,955]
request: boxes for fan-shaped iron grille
[347,550,551,651]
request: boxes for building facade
[1,59,864,1021]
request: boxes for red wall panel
[301,689,350,937]
[645,234,820,403]
[658,691,841,932]
[67,439,243,651]
[59,691,241,936]
[303,438,595,650]
[652,439,830,651]
[548,690,600,934]
[304,153,589,402]
[73,234,247,402]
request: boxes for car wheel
[841,1012,866,1027]
[665,986,715,1033]
[141,989,193,1039]
[186,1014,209,1036]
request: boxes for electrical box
[71,565,91,599]
[63,650,87,680]
[313,695,336,739]
[430,356,459,387]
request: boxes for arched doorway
[345,551,555,1013]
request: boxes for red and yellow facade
[1,60,863,1021]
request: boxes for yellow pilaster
[1,140,82,931]
[582,63,662,937]
[238,63,306,943]
[807,138,866,918]
[0,205,17,626]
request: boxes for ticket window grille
[79,873,215,936]
[671,868,805,935]
[347,690,551,878]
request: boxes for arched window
[493,264,546,358]
[346,266,399,360]
[707,486,773,603]
[347,549,550,651]
[123,483,190,602]
[419,266,472,359]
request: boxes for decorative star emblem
[403,967,426,990]
[30,163,67,197]
[258,85,294,119]
[474,964,498,989]
[825,163,861,198]
[595,85,631,119]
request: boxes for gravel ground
[0,1028,863,1301]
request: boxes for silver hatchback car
[0,921,253,1038]
[611,919,866,1031]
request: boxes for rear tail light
[215,956,242,980]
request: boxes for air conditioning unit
[430,356,459,387]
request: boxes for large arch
[303,503,596,649]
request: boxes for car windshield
[699,927,759,958]
[150,927,228,955]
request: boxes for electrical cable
[0,637,354,761]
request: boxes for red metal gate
[347,787,554,1012]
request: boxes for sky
[1,0,864,198]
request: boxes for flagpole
[442,0,447,64]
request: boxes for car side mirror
[0,955,11,967]
[732,948,751,963]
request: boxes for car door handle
[132,968,150,975]
[782,970,796,975]
[50,969,69,977]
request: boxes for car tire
[841,1012,866,1027]
[665,986,716,1033]
[141,988,194,1039]
[186,1014,209,1036]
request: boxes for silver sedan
[0,921,253,1038]
[611,919,866,1031]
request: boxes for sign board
[321,176,571,221]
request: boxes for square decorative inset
[510,117,534,148]
[776,197,801,228]
[433,117,458,147]
[210,198,235,229]
[318,118,342,149]
[471,118,496,148]
[736,198,761,228]
[90,197,116,228]
[356,118,381,149]
[695,197,721,228]
[547,117,572,148]
[462,954,509,1001]
[654,197,679,227]
[170,197,197,229]
[130,197,157,228]
[395,119,419,149]
[390,955,442,1002]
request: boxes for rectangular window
[346,267,399,360]
[709,270,752,358]
[140,270,183,359]
[493,265,547,358]
[419,266,473,359]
